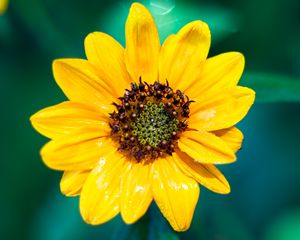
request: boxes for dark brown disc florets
[109,78,193,162]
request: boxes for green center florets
[131,102,179,148]
[109,79,193,162]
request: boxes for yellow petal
[189,86,255,131]
[120,162,152,224]
[85,32,131,96]
[184,52,245,98]
[159,20,210,89]
[173,150,230,194]
[125,2,160,83]
[41,128,115,171]
[60,170,90,196]
[214,127,244,153]
[80,152,129,225]
[53,59,116,108]
[30,101,111,139]
[0,0,8,15]
[178,130,236,164]
[152,157,199,232]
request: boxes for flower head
[30,2,255,231]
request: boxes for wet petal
[173,150,230,194]
[30,101,111,139]
[189,86,255,131]
[41,128,115,171]
[152,157,199,232]
[60,170,90,196]
[159,20,210,89]
[85,32,131,96]
[125,2,160,83]
[53,59,116,107]
[120,162,152,224]
[213,127,244,153]
[178,130,236,164]
[80,153,129,225]
[184,52,245,98]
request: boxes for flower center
[109,79,193,162]
[131,102,179,148]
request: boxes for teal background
[1,0,300,239]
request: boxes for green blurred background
[1,0,300,239]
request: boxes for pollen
[109,78,193,161]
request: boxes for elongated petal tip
[29,111,50,139]
[30,113,41,137]
[230,52,245,77]
[224,184,231,194]
[40,142,54,169]
[52,59,63,71]
[177,20,211,44]
[80,207,101,225]
[60,171,89,197]
[125,1,160,83]
[235,86,256,107]
[152,157,200,232]
[130,2,147,13]
[79,155,125,225]
[174,150,232,194]
[120,163,153,224]
[232,51,245,60]
[159,20,211,89]
[29,112,38,126]
[80,212,100,226]
[179,131,236,165]
[128,2,153,25]
[227,51,245,68]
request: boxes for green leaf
[241,72,300,102]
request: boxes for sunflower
[30,2,255,232]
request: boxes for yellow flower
[0,0,8,15]
[30,2,255,232]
